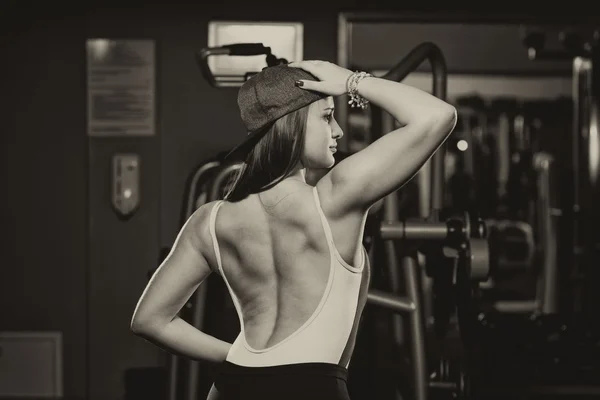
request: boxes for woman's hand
[288,60,353,96]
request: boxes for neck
[285,168,306,183]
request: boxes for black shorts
[206,361,351,400]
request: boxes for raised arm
[290,61,457,213]
[130,203,231,363]
[329,76,456,212]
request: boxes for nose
[332,118,344,139]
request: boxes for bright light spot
[88,39,112,61]
[457,140,469,152]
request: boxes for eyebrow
[323,107,335,112]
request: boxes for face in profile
[303,97,343,170]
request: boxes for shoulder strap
[208,200,225,274]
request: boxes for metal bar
[534,153,559,314]
[380,42,446,96]
[496,112,511,201]
[428,381,458,390]
[184,161,220,220]
[404,255,428,400]
[572,56,593,314]
[167,355,177,400]
[383,192,405,347]
[461,109,476,176]
[584,56,600,326]
[208,163,244,202]
[380,221,448,241]
[493,300,539,313]
[417,164,432,218]
[368,289,416,314]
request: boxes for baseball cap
[224,64,327,162]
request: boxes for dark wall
[351,22,573,73]
[1,18,88,398]
[1,3,595,400]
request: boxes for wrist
[346,71,373,109]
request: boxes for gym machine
[366,51,567,398]
[451,96,561,317]
[359,43,492,400]
[439,96,567,398]
[445,26,600,398]
[490,25,600,395]
[522,26,600,318]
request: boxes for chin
[306,153,335,169]
[321,154,335,169]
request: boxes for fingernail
[295,80,304,87]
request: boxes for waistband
[217,361,348,381]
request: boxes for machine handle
[222,43,271,56]
[196,43,287,87]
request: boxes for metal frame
[535,153,560,314]
[572,56,594,315]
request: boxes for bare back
[201,181,369,353]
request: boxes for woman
[130,60,457,399]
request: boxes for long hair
[224,105,311,202]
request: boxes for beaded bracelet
[346,71,373,109]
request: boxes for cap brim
[223,123,273,162]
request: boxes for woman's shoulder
[183,201,224,243]
[189,200,222,223]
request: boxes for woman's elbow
[432,104,457,127]
[130,313,156,335]
[445,105,458,127]
[426,105,457,138]
[130,318,147,335]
